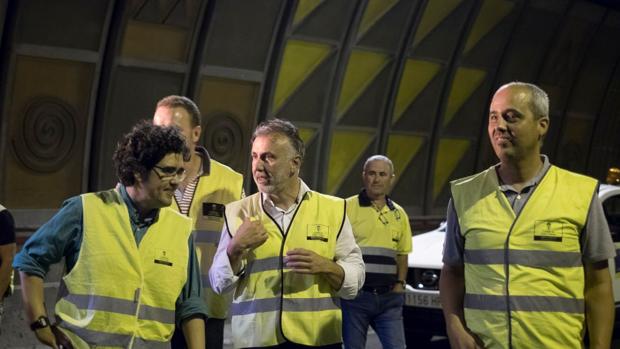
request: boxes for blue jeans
[342,290,406,349]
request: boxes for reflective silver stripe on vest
[360,247,397,258]
[139,304,175,324]
[364,264,397,274]
[231,297,280,316]
[246,256,282,274]
[63,294,174,323]
[60,320,171,348]
[464,249,582,267]
[193,229,221,244]
[283,297,341,312]
[60,320,132,346]
[133,337,171,349]
[63,294,137,316]
[464,294,584,313]
[231,296,340,316]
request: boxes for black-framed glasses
[152,165,187,181]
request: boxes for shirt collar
[118,184,159,227]
[195,146,211,176]
[495,154,551,193]
[261,179,310,213]
[358,189,396,211]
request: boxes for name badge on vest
[154,248,173,266]
[533,220,563,242]
[203,202,225,221]
[307,224,329,242]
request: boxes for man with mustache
[209,119,365,348]
[440,82,615,348]
[153,95,244,349]
[14,122,207,348]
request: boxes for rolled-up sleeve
[13,197,83,278]
[335,216,365,299]
[209,225,243,295]
[175,237,208,325]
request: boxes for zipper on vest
[128,287,142,348]
[261,191,308,343]
[503,210,517,349]
[499,178,541,349]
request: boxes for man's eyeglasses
[152,165,187,181]
[377,209,401,225]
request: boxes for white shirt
[209,180,365,299]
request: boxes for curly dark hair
[113,121,190,186]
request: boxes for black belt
[361,285,392,295]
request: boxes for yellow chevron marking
[298,127,318,145]
[434,138,470,199]
[336,49,390,120]
[358,0,399,40]
[386,134,425,187]
[293,0,324,27]
[412,0,463,48]
[443,67,486,127]
[327,130,375,194]
[463,0,514,54]
[392,59,442,125]
[273,40,331,112]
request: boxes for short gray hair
[363,155,394,174]
[500,82,549,120]
[251,118,305,160]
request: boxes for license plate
[405,292,441,308]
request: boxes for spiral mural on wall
[203,112,243,168]
[12,97,77,173]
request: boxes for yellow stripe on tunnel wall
[434,138,470,199]
[392,59,442,125]
[273,40,332,112]
[336,50,390,121]
[327,130,375,194]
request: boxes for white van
[403,184,620,345]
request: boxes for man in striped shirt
[154,96,244,349]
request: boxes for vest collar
[195,146,211,176]
[494,154,551,193]
[261,178,310,214]
[118,184,159,227]
[358,189,396,211]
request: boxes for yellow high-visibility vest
[171,160,243,318]
[55,189,192,348]
[345,194,411,286]
[225,191,345,348]
[451,165,597,349]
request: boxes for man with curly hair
[14,122,207,348]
